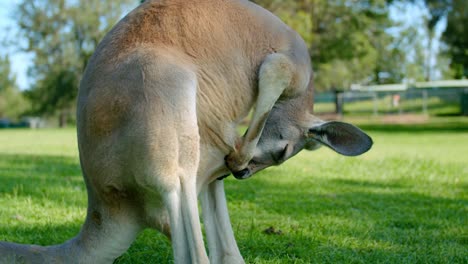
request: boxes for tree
[0,55,29,120]
[442,0,468,78]
[252,0,400,90]
[251,0,405,116]
[401,0,465,80]
[421,0,450,80]
[16,0,138,127]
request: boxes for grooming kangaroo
[0,0,372,263]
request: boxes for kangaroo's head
[232,97,373,179]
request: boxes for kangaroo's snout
[232,168,252,180]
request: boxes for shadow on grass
[357,122,468,133]
[225,176,467,263]
[225,176,466,223]
[330,178,406,189]
[359,118,468,133]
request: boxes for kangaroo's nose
[232,168,251,180]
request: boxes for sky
[0,0,33,90]
[389,1,447,80]
[0,1,447,90]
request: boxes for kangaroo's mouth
[232,168,252,180]
[231,160,271,180]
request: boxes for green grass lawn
[0,119,467,263]
[314,96,461,116]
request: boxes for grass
[0,119,467,263]
[314,96,461,116]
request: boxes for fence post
[422,89,428,115]
[373,92,378,116]
[334,89,344,116]
[462,88,468,116]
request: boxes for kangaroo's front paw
[225,152,254,180]
[225,151,246,172]
[226,148,254,171]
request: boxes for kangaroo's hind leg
[200,180,244,264]
[160,78,208,264]
[132,54,208,263]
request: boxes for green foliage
[253,0,403,90]
[1,120,467,263]
[405,0,467,80]
[16,0,138,125]
[424,0,451,30]
[0,55,29,120]
[442,0,468,79]
[255,0,466,87]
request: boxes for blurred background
[0,1,466,262]
[0,0,466,127]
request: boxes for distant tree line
[0,56,29,120]
[0,0,465,126]
[253,0,466,90]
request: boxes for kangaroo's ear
[306,121,373,156]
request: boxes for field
[0,119,467,263]
[314,93,462,117]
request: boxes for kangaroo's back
[95,0,295,66]
[81,0,307,123]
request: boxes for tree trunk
[58,110,67,128]
[334,88,343,116]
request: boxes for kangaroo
[0,0,372,263]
